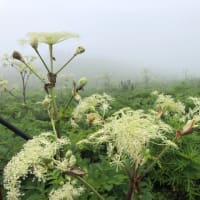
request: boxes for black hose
[0,116,32,140]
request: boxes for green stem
[4,88,17,98]
[64,95,74,111]
[76,176,105,200]
[49,44,54,72]
[48,109,57,136]
[34,48,50,73]
[55,54,77,75]
[22,61,45,83]
[49,88,60,138]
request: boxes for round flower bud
[76,77,88,91]
[12,51,23,61]
[78,77,87,87]
[75,46,85,55]
[30,38,38,50]
[65,150,72,158]
[69,155,76,166]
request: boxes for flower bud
[69,155,76,166]
[75,46,85,55]
[30,38,38,50]
[12,51,24,61]
[79,77,87,87]
[76,77,88,91]
[65,150,72,158]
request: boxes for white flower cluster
[49,180,84,200]
[154,92,185,116]
[72,93,113,125]
[3,132,71,200]
[25,32,79,46]
[79,108,174,169]
[186,97,200,123]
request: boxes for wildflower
[49,181,84,200]
[78,108,173,168]
[86,113,103,126]
[76,77,88,91]
[187,97,200,122]
[26,32,79,45]
[155,93,185,116]
[72,93,113,124]
[3,132,70,200]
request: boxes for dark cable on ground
[0,116,32,140]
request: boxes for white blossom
[155,93,185,116]
[72,93,113,124]
[49,181,84,200]
[3,132,70,200]
[78,108,174,169]
[26,32,79,45]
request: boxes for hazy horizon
[1,0,200,81]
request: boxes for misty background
[1,0,200,87]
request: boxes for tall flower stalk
[7,31,105,200]
[78,107,177,199]
[13,32,85,138]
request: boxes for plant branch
[49,44,54,72]
[64,95,74,111]
[22,61,46,83]
[75,176,105,200]
[34,48,50,72]
[55,54,77,75]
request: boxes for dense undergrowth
[1,79,200,200]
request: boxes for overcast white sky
[1,0,200,79]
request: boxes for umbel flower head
[78,108,174,169]
[3,132,78,200]
[26,32,79,46]
[72,93,113,125]
[152,91,185,117]
[49,181,84,200]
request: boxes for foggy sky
[1,0,200,80]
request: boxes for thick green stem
[55,54,77,75]
[76,176,105,200]
[49,87,60,138]
[34,48,50,73]
[49,44,54,72]
[48,109,57,136]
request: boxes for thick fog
[1,0,200,83]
